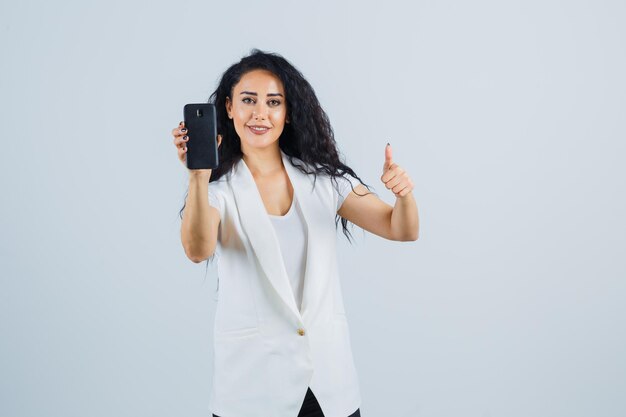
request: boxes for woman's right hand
[172,121,222,177]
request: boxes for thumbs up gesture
[381,143,414,198]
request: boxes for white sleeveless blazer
[206,149,362,417]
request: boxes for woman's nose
[252,103,268,119]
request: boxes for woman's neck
[242,146,284,178]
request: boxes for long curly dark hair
[179,48,374,244]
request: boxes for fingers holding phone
[172,121,190,166]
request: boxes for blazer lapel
[230,150,324,324]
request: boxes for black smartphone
[183,103,219,170]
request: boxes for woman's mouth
[247,125,271,135]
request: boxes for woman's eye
[269,99,281,106]
[242,97,254,104]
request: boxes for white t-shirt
[208,173,361,311]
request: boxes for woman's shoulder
[285,154,329,177]
[286,156,363,189]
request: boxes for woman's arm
[337,186,419,241]
[337,144,419,241]
[181,172,221,262]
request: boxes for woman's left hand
[381,143,414,198]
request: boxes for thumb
[383,143,393,171]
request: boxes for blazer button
[297,328,306,336]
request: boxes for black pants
[213,386,361,417]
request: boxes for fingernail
[179,121,183,126]
[183,135,188,140]
[181,128,187,133]
[387,142,390,146]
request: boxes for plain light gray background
[1,0,625,416]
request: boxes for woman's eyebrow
[239,91,284,97]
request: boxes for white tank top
[268,194,308,312]
[209,172,361,312]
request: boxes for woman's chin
[241,136,281,151]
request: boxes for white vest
[207,149,362,417]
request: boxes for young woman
[172,49,419,417]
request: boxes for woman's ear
[225,97,233,119]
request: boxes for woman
[172,49,419,417]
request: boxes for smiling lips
[247,125,271,135]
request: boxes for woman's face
[226,69,288,154]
